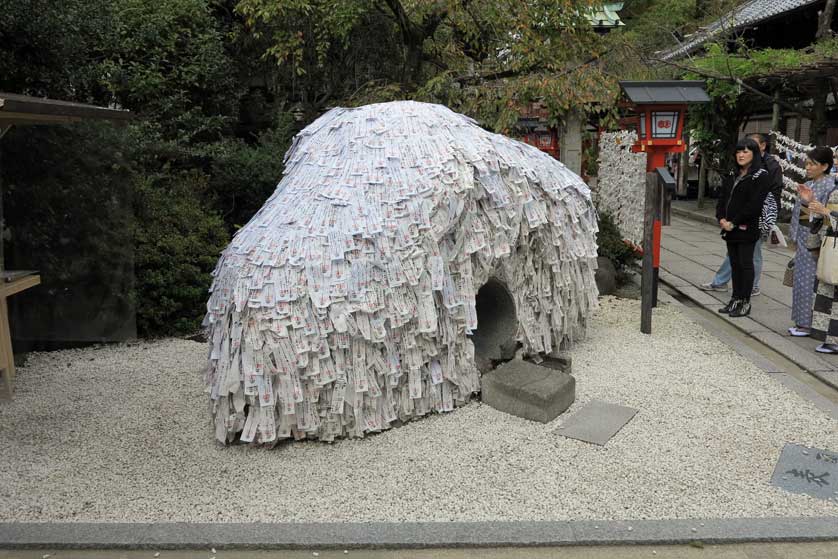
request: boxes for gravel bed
[1,297,836,523]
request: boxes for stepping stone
[481,359,575,423]
[771,443,838,502]
[555,400,638,445]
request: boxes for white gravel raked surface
[1,296,836,523]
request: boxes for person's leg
[719,244,739,313]
[738,242,756,301]
[714,257,732,285]
[792,249,818,329]
[729,242,755,317]
[752,239,763,291]
[728,242,743,299]
[701,257,731,290]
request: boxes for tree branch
[644,53,816,121]
[454,54,602,85]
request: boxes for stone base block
[481,359,575,423]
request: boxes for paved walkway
[659,206,838,390]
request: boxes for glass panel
[651,111,679,139]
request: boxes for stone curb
[671,205,718,227]
[2,518,838,549]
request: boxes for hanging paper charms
[203,101,600,445]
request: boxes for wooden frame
[0,273,40,398]
[0,92,130,399]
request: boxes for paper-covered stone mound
[203,101,599,445]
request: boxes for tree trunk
[697,156,708,210]
[811,80,829,145]
[771,90,781,132]
[817,0,837,39]
[677,136,689,198]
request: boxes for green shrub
[133,170,229,336]
[596,211,641,271]
[204,115,296,231]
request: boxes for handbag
[816,229,838,284]
[783,258,795,287]
[805,219,825,251]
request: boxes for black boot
[718,299,738,314]
[730,299,751,318]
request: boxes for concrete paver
[660,207,838,390]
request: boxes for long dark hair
[734,137,764,174]
[807,146,834,170]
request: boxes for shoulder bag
[817,229,838,285]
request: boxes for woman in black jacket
[715,137,771,317]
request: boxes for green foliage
[687,44,815,107]
[682,37,838,170]
[102,0,242,143]
[602,0,738,80]
[596,212,640,270]
[236,0,617,128]
[0,0,115,100]
[203,114,296,229]
[134,171,229,336]
[237,0,367,71]
[0,0,292,339]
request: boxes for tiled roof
[620,81,711,104]
[659,0,821,61]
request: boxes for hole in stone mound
[470,278,518,371]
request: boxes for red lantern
[618,81,709,172]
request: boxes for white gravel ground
[1,297,837,523]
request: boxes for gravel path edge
[2,518,838,549]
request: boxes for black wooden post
[641,172,658,334]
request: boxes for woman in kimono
[789,147,837,338]
[801,147,838,352]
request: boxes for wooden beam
[0,112,81,125]
[0,274,40,298]
[0,93,132,123]
[0,274,40,399]
[0,297,12,400]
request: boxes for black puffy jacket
[715,167,771,243]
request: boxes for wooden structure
[0,92,131,398]
[617,81,709,334]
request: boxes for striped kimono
[811,184,838,343]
